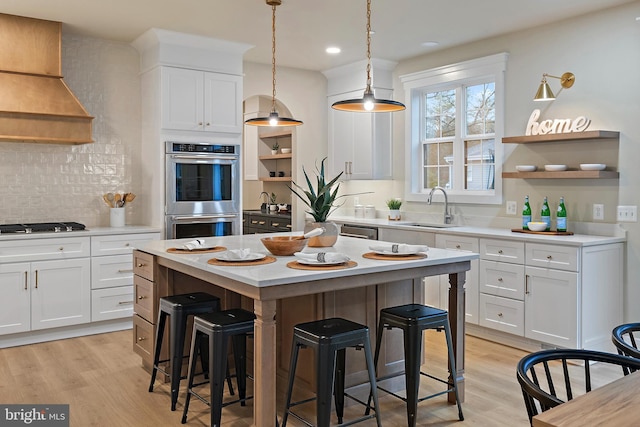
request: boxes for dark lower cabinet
[243,211,291,234]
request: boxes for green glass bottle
[557,196,567,232]
[541,196,551,231]
[522,195,532,230]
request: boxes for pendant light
[331,0,405,112]
[245,0,302,126]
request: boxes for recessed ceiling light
[422,41,439,47]
[326,46,341,54]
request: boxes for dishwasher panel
[339,224,378,240]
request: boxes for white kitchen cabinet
[436,234,479,325]
[161,67,242,134]
[90,232,160,322]
[327,90,393,180]
[0,262,31,335]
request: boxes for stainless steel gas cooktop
[0,222,86,234]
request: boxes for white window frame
[400,52,508,205]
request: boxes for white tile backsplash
[0,33,142,228]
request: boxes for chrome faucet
[427,186,453,224]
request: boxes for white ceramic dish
[280,148,291,154]
[373,250,420,256]
[516,165,537,172]
[212,252,265,262]
[579,163,606,171]
[527,222,548,232]
[296,258,347,266]
[544,164,568,172]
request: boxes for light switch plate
[506,201,517,215]
[617,205,637,222]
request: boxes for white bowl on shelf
[579,163,606,171]
[280,148,291,154]
[515,165,537,172]
[527,222,547,232]
[544,164,568,172]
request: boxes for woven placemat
[167,246,227,254]
[286,260,357,271]
[362,252,428,261]
[207,255,277,266]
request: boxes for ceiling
[2,0,636,71]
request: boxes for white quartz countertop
[331,216,626,247]
[0,225,160,241]
[142,233,477,288]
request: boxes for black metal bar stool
[367,303,463,427]
[148,292,221,411]
[282,317,382,427]
[181,308,256,427]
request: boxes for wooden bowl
[260,236,308,256]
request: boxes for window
[401,53,507,204]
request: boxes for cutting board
[511,229,574,236]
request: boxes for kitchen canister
[110,208,125,227]
[354,204,364,218]
[365,205,376,219]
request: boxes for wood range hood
[0,13,93,145]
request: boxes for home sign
[525,109,591,136]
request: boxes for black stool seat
[149,292,221,411]
[182,308,256,427]
[282,317,382,427]
[368,303,463,427]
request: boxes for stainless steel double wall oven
[165,141,241,239]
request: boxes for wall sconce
[533,72,575,101]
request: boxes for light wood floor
[0,330,541,426]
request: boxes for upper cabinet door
[203,73,243,134]
[162,67,204,131]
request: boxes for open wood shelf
[502,130,619,144]
[258,153,292,160]
[502,170,619,179]
[259,177,292,182]
[259,130,293,139]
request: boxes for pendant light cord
[271,3,277,113]
[365,0,372,91]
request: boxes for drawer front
[436,234,479,252]
[480,239,525,264]
[133,250,154,281]
[91,254,134,289]
[479,293,524,336]
[133,314,155,362]
[526,243,579,272]
[479,260,525,300]
[134,274,155,323]
[91,233,160,256]
[248,216,269,231]
[268,217,292,232]
[91,286,134,321]
[0,236,90,263]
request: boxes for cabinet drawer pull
[498,249,503,254]
[125,243,130,247]
[59,247,64,251]
[455,244,461,249]
[138,336,146,342]
[498,277,503,282]
[137,263,147,268]
[24,271,28,290]
[118,301,134,305]
[498,312,503,318]
[259,221,266,225]
[35,270,39,288]
[251,220,258,224]
[198,122,203,126]
[286,224,292,228]
[272,223,280,227]
[118,269,134,273]
[138,295,146,300]
[525,274,530,294]
[546,255,552,260]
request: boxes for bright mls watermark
[0,405,68,426]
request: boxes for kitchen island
[138,234,478,427]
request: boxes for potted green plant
[268,192,277,211]
[271,142,280,155]
[386,198,402,220]
[288,158,344,247]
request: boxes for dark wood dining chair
[612,323,640,365]
[516,348,640,425]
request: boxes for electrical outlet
[506,201,517,215]
[354,197,360,206]
[593,204,604,221]
[617,205,638,222]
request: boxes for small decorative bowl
[527,222,547,232]
[260,236,307,256]
[280,148,292,154]
[516,165,537,172]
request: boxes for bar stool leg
[444,322,464,421]
[333,348,346,424]
[281,341,302,427]
[210,329,229,427]
[170,310,188,411]
[363,335,383,427]
[316,344,337,427]
[148,311,168,392]
[365,317,386,415]
[181,328,202,424]
[404,325,422,427]
[231,334,248,406]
